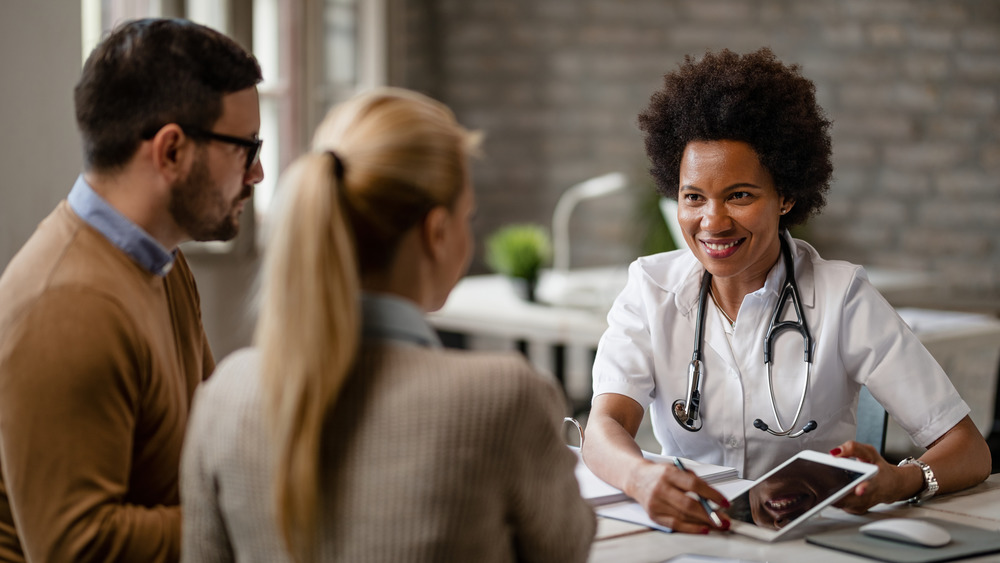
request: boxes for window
[250,0,286,217]
[309,0,379,129]
[251,0,386,240]
[249,0,388,248]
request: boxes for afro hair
[638,48,833,228]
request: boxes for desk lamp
[536,172,628,306]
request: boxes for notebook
[569,446,738,506]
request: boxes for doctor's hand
[627,460,731,534]
[828,441,920,513]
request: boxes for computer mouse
[859,518,951,547]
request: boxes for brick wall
[392,0,1000,310]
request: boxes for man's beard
[168,153,251,243]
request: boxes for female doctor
[581,48,991,534]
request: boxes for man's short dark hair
[638,48,833,228]
[74,18,263,172]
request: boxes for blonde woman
[179,88,596,563]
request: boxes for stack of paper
[569,446,738,506]
[572,450,630,506]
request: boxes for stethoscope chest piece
[672,398,703,431]
[672,358,703,431]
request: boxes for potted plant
[484,224,552,302]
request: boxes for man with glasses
[0,18,262,562]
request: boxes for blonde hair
[254,87,479,562]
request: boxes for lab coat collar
[654,232,817,317]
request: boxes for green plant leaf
[484,224,552,280]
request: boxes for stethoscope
[672,232,818,438]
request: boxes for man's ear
[149,124,193,182]
[421,205,450,262]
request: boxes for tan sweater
[0,201,214,562]
[181,345,596,562]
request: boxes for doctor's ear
[779,198,796,216]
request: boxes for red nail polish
[701,527,710,535]
[829,447,842,456]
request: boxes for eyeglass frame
[141,124,262,172]
[179,126,262,173]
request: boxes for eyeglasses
[180,126,263,172]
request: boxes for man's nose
[245,158,264,185]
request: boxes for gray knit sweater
[180,344,595,562]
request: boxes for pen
[673,457,725,528]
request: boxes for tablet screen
[723,452,874,539]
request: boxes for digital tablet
[723,450,877,542]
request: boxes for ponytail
[254,87,480,562]
[255,151,359,562]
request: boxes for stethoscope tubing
[671,267,712,432]
[672,232,817,438]
[760,361,813,436]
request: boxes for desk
[429,269,1000,450]
[589,474,1000,562]
[428,271,613,403]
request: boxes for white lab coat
[593,234,969,479]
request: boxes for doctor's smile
[699,238,744,258]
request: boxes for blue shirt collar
[361,292,441,348]
[67,175,176,276]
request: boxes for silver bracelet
[897,457,938,504]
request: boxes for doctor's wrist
[623,459,659,502]
[897,457,939,503]
[895,461,927,503]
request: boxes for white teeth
[704,240,738,251]
[766,494,805,510]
